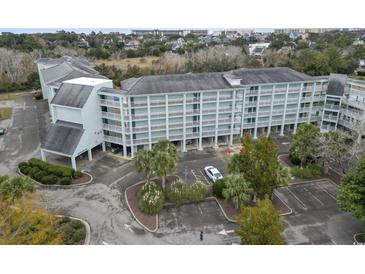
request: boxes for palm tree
[276,163,291,188]
[134,149,153,182]
[222,175,253,209]
[151,140,177,189]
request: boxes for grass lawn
[95,56,160,70]
[0,107,12,120]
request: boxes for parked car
[0,128,6,136]
[111,146,122,154]
[204,166,223,182]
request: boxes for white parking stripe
[199,170,210,184]
[317,184,337,201]
[311,193,324,206]
[286,187,307,209]
[191,169,199,181]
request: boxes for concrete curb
[273,191,293,216]
[55,215,91,245]
[353,233,365,245]
[206,197,237,223]
[124,181,159,233]
[17,168,93,189]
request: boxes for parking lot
[276,180,364,245]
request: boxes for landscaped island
[18,158,91,186]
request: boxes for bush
[212,178,226,199]
[33,170,47,182]
[28,167,40,179]
[18,162,28,169]
[19,165,31,175]
[41,175,58,185]
[289,153,301,166]
[165,179,189,204]
[138,182,165,214]
[188,181,209,202]
[59,177,71,185]
[28,158,75,178]
[74,170,83,179]
[291,164,324,179]
[61,219,86,245]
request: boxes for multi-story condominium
[37,57,365,169]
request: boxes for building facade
[37,57,365,168]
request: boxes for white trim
[182,93,187,152]
[128,97,134,157]
[307,82,316,123]
[165,94,169,139]
[229,90,236,146]
[119,98,127,156]
[198,92,203,150]
[267,85,275,135]
[280,84,290,136]
[214,91,220,147]
[293,83,304,134]
[240,88,246,137]
[253,86,261,139]
[147,95,152,150]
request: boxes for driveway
[276,180,364,244]
[0,94,49,175]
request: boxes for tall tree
[338,154,365,223]
[236,198,286,245]
[0,175,34,204]
[289,123,320,167]
[134,149,153,182]
[222,175,253,209]
[151,140,177,189]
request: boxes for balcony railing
[101,111,120,120]
[324,104,340,110]
[100,99,120,108]
[103,123,123,133]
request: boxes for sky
[0,28,275,34]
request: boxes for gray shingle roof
[41,120,84,155]
[48,71,107,87]
[327,74,347,96]
[51,83,94,108]
[227,67,313,85]
[119,67,313,95]
[41,62,75,84]
[98,87,123,95]
[120,72,230,95]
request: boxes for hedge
[212,178,226,199]
[165,179,189,204]
[138,182,165,214]
[19,159,84,185]
[291,164,324,179]
[189,181,209,202]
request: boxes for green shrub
[41,175,58,185]
[291,164,324,179]
[138,181,165,214]
[33,170,47,182]
[289,153,301,166]
[18,162,28,169]
[60,219,86,245]
[165,179,189,204]
[28,158,75,178]
[74,170,83,179]
[28,167,40,179]
[29,158,49,170]
[59,177,72,185]
[188,181,209,202]
[20,165,31,175]
[212,178,226,199]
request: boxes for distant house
[248,43,270,57]
[356,59,365,74]
[172,38,186,51]
[124,40,140,50]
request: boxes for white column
[240,89,246,137]
[147,96,152,150]
[307,82,316,124]
[119,96,127,156]
[214,91,220,148]
[253,87,261,139]
[50,105,56,124]
[229,90,236,146]
[41,149,46,161]
[280,84,290,136]
[165,94,169,139]
[71,157,77,170]
[267,85,275,136]
[198,92,203,150]
[182,93,187,152]
[128,97,134,157]
[102,142,106,152]
[88,149,92,161]
[293,83,304,134]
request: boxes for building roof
[51,83,94,108]
[226,67,313,85]
[98,87,123,95]
[120,72,230,95]
[327,74,347,96]
[41,120,84,156]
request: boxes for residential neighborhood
[1,27,365,247]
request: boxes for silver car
[204,166,223,182]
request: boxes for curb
[353,233,365,245]
[273,190,293,216]
[206,197,237,223]
[55,215,91,245]
[17,168,94,189]
[124,181,159,233]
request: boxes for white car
[204,166,223,182]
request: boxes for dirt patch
[126,183,157,231]
[95,56,160,71]
[72,172,92,185]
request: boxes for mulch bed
[71,173,92,185]
[126,183,157,231]
[272,193,291,215]
[125,175,180,232]
[216,198,239,221]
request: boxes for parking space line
[286,187,307,210]
[317,184,337,201]
[311,192,325,206]
[191,169,199,181]
[199,170,210,184]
